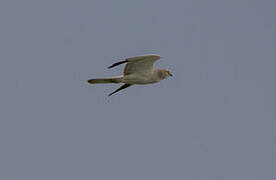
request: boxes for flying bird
[87,54,172,96]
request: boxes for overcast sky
[1,0,275,179]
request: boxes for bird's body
[87,54,172,96]
[121,69,160,84]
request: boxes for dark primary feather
[108,60,127,69]
[108,84,132,96]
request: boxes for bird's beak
[169,72,173,77]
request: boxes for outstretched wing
[108,84,132,96]
[108,54,160,75]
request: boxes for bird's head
[158,69,173,79]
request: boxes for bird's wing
[108,84,132,96]
[123,55,160,75]
[108,54,160,75]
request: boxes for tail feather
[87,77,122,84]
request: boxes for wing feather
[123,54,160,75]
[108,84,132,96]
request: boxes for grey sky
[0,0,275,179]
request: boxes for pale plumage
[87,54,172,96]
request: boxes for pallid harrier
[87,54,172,96]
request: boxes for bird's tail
[87,76,123,84]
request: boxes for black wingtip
[107,60,127,69]
[107,84,132,96]
[107,65,114,69]
[108,91,116,96]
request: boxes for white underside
[121,73,159,85]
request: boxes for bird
[87,54,172,96]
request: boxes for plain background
[0,0,275,179]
